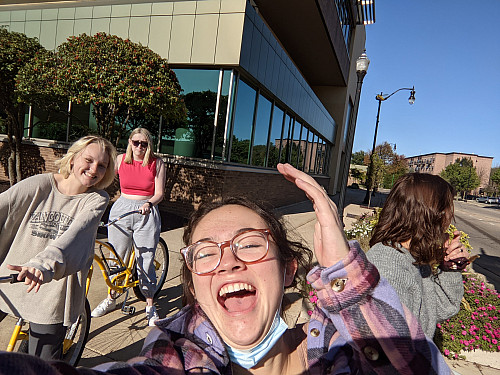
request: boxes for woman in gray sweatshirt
[0,136,116,360]
[366,173,468,338]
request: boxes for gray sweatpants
[108,196,161,299]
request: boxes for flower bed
[434,273,500,359]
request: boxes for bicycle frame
[92,240,139,296]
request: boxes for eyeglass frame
[180,228,271,275]
[131,140,149,148]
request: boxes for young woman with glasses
[91,128,166,326]
[0,163,451,374]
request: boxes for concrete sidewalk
[1,187,497,373]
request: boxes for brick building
[406,152,493,193]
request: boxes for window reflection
[279,113,292,164]
[230,79,256,164]
[305,130,314,172]
[267,105,284,168]
[31,102,71,142]
[214,70,233,161]
[251,94,272,167]
[169,69,220,159]
[2,65,331,176]
[291,120,303,169]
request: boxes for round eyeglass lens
[233,231,268,262]
[190,243,220,274]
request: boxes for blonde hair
[56,135,117,190]
[123,128,156,166]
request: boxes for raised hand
[444,231,469,262]
[277,163,349,267]
[6,264,44,293]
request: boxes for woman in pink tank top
[91,128,166,326]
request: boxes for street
[454,200,500,291]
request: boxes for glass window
[297,124,307,170]
[343,100,352,147]
[214,70,233,161]
[251,94,272,167]
[31,102,70,142]
[229,79,256,165]
[68,103,95,142]
[167,69,220,158]
[318,140,327,174]
[267,105,284,168]
[279,113,292,164]
[315,138,325,174]
[290,120,302,168]
[305,130,315,173]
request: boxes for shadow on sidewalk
[472,248,500,292]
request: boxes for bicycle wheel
[17,299,90,366]
[62,298,91,366]
[133,237,169,302]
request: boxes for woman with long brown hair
[366,173,468,338]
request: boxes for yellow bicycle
[92,209,169,315]
[1,210,169,365]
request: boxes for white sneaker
[91,298,117,318]
[146,306,159,326]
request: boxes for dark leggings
[28,322,66,360]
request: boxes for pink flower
[462,330,467,335]
[307,310,313,316]
[444,349,450,356]
[493,339,498,344]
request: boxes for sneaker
[146,305,159,326]
[91,298,117,318]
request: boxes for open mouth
[218,282,257,313]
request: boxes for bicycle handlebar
[99,210,141,228]
[0,274,23,284]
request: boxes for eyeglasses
[180,229,271,275]
[131,140,148,148]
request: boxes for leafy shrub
[344,209,380,251]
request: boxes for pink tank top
[119,157,157,196]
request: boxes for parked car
[476,196,488,203]
[486,197,499,204]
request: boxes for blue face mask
[225,310,288,369]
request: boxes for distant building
[406,152,493,193]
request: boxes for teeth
[219,283,255,297]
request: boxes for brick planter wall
[0,140,330,222]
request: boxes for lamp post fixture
[363,86,415,207]
[337,50,370,223]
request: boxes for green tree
[490,168,500,195]
[382,154,408,188]
[364,142,405,191]
[17,33,186,146]
[0,28,47,184]
[350,167,366,185]
[440,158,481,198]
[351,150,365,165]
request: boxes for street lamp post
[337,51,370,223]
[363,86,416,207]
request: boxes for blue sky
[352,0,500,167]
